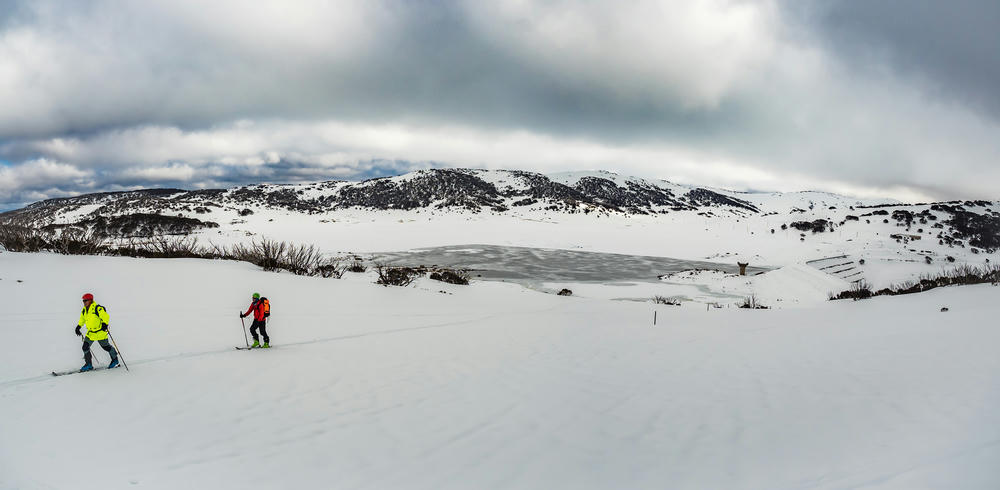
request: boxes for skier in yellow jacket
[76,293,119,372]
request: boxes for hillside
[2,168,998,298]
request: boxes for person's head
[252,292,260,300]
[82,293,94,306]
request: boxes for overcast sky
[1,0,998,209]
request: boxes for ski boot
[79,363,94,372]
[108,358,120,369]
[261,342,270,349]
[250,340,260,348]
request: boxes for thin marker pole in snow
[108,332,129,372]
[653,310,657,325]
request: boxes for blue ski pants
[83,338,117,365]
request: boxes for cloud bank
[0,0,997,209]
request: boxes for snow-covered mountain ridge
[2,168,893,228]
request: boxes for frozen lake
[369,244,770,284]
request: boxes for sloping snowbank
[752,262,851,305]
[2,252,998,489]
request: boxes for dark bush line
[43,213,218,238]
[1,226,347,279]
[2,226,479,287]
[0,225,105,254]
[226,240,342,276]
[830,264,1000,300]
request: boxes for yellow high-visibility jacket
[79,303,110,341]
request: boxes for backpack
[82,304,107,316]
[260,298,270,316]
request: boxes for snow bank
[752,262,851,306]
[2,252,999,489]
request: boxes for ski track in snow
[2,252,999,489]
[1,306,564,389]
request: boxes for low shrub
[830,279,873,300]
[315,259,347,279]
[789,219,829,233]
[652,295,681,305]
[375,264,423,287]
[738,295,769,309]
[429,269,470,285]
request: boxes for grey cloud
[0,156,431,210]
[0,0,998,207]
[790,0,1000,120]
[0,1,772,141]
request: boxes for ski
[235,346,273,350]
[51,366,116,377]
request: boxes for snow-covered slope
[2,252,999,489]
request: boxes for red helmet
[82,293,94,301]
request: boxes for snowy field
[2,251,999,489]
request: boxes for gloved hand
[100,322,108,332]
[74,325,81,336]
[239,313,245,318]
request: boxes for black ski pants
[250,319,269,343]
[83,338,117,365]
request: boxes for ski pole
[240,315,249,348]
[107,332,129,372]
[91,345,105,366]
